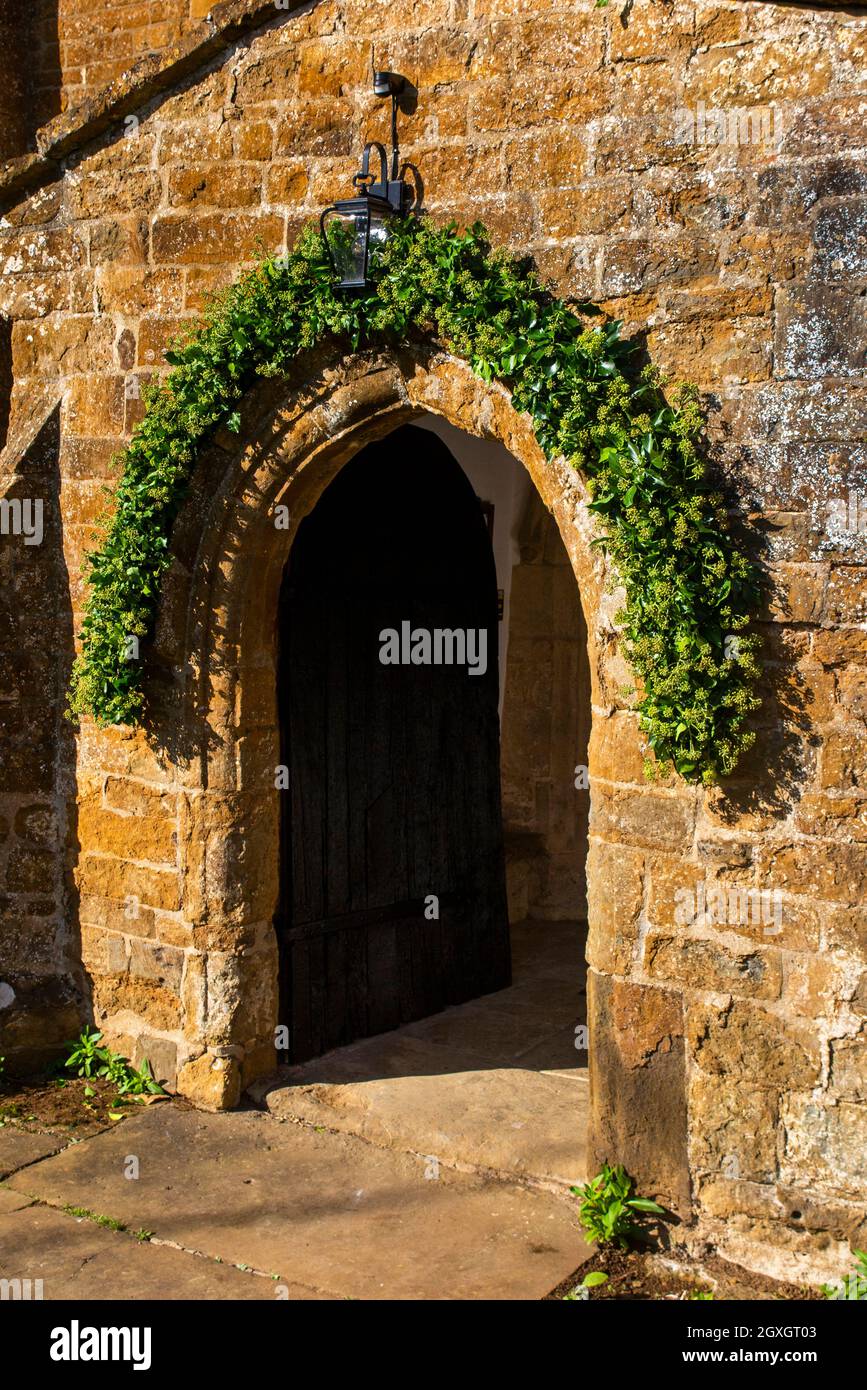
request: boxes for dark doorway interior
[276,424,511,1064]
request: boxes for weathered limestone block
[829,1032,867,1102]
[587,972,690,1214]
[645,854,704,930]
[77,797,177,866]
[80,924,128,976]
[590,786,695,854]
[188,941,278,1049]
[92,973,182,1034]
[77,855,181,914]
[760,841,867,905]
[585,839,644,976]
[588,713,650,785]
[151,213,285,265]
[775,284,867,380]
[782,1096,867,1201]
[687,1001,820,1186]
[688,1000,820,1093]
[645,932,783,1001]
[178,791,278,927]
[177,1051,242,1111]
[691,1081,780,1185]
[128,938,185,992]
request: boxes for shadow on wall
[0,404,84,1072]
[501,486,591,925]
[0,0,61,161]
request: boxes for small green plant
[689,1289,714,1300]
[822,1250,867,1300]
[63,1030,165,1097]
[64,1029,108,1079]
[99,1053,130,1089]
[134,1228,154,1243]
[116,1057,163,1096]
[571,1163,666,1250]
[563,1271,609,1300]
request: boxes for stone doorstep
[5,1107,592,1301]
[253,1032,589,1196]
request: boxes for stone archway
[77,343,693,1217]
[154,348,609,1107]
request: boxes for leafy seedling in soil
[63,1031,166,1099]
[64,1030,109,1080]
[116,1057,164,1096]
[571,1163,666,1250]
[563,1271,609,1300]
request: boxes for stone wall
[0,404,81,1067]
[57,0,198,113]
[500,489,590,922]
[0,0,205,159]
[0,0,60,159]
[0,0,865,1283]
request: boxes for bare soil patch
[546,1246,823,1302]
[0,1073,173,1140]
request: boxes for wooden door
[276,423,510,1063]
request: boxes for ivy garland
[67,218,761,783]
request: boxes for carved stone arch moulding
[136,347,614,1112]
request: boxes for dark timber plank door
[277,423,511,1063]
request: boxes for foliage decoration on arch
[67,218,761,783]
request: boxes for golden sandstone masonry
[0,0,865,1286]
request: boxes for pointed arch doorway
[276,423,512,1064]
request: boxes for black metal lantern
[320,72,411,290]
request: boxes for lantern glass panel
[323,204,369,288]
[366,203,391,274]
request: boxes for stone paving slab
[0,1184,34,1213]
[258,1040,588,1192]
[0,1202,317,1300]
[0,1127,66,1179]
[7,1107,591,1300]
